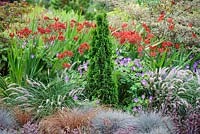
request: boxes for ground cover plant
[0,0,199,134]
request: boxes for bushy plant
[2,78,76,118]
[90,110,136,134]
[114,57,151,113]
[86,13,118,105]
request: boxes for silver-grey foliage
[90,110,136,134]
[133,112,174,134]
[0,108,18,130]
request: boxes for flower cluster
[78,42,90,54]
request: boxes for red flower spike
[192,32,197,38]
[54,17,59,22]
[150,51,157,57]
[9,32,14,38]
[147,33,154,39]
[158,13,165,22]
[188,23,193,27]
[44,16,50,20]
[157,48,165,53]
[174,44,180,49]
[137,47,143,53]
[168,24,175,30]
[58,35,65,41]
[144,39,150,44]
[149,45,157,50]
[122,23,128,29]
[63,63,71,69]
[73,36,79,41]
[167,18,173,23]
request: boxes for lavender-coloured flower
[120,59,125,66]
[141,79,148,87]
[133,107,137,112]
[83,62,88,71]
[131,66,135,71]
[141,95,145,99]
[149,96,153,102]
[30,54,35,59]
[64,76,69,82]
[134,59,142,68]
[133,98,139,103]
[73,95,78,100]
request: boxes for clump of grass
[39,107,97,134]
[133,112,174,134]
[90,110,136,134]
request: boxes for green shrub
[86,13,118,105]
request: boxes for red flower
[58,35,65,41]
[78,42,90,54]
[77,23,84,32]
[38,27,46,34]
[9,32,14,38]
[171,1,176,5]
[63,50,74,57]
[45,28,51,34]
[167,18,173,23]
[188,23,193,27]
[57,53,65,59]
[120,38,126,45]
[122,23,128,29]
[54,17,59,21]
[137,47,143,53]
[147,33,154,39]
[174,44,180,49]
[168,24,174,30]
[63,63,71,69]
[149,45,157,50]
[144,39,150,44]
[162,41,173,48]
[44,16,50,20]
[157,48,165,53]
[73,36,79,41]
[49,35,56,41]
[142,23,151,33]
[158,13,165,22]
[150,51,157,57]
[192,32,197,38]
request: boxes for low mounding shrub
[132,112,174,134]
[0,108,18,130]
[39,108,96,134]
[90,110,136,134]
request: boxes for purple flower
[133,98,139,103]
[31,54,35,59]
[120,59,125,66]
[132,107,137,112]
[73,95,78,100]
[83,62,88,71]
[131,66,135,71]
[134,59,142,68]
[141,95,145,99]
[149,96,153,102]
[65,76,69,82]
[141,79,148,87]
[138,106,142,111]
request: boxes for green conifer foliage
[86,13,118,105]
